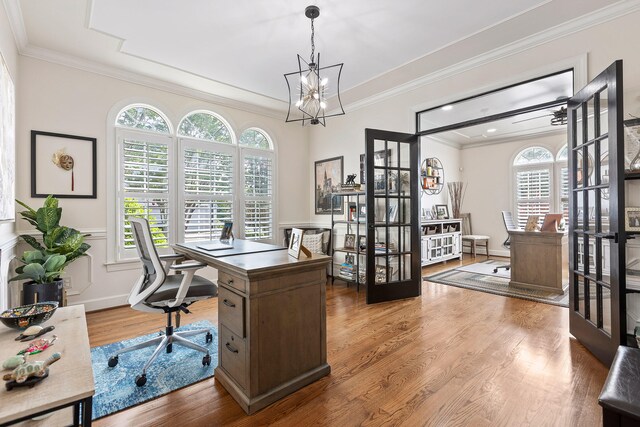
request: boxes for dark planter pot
[22,279,64,307]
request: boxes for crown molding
[2,0,27,50]
[345,0,640,113]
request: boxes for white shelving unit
[420,219,463,266]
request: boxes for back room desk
[508,230,568,294]
[174,241,331,414]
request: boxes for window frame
[109,103,278,264]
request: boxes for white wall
[13,56,310,311]
[0,2,19,311]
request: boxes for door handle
[602,233,618,243]
[222,299,236,308]
[225,343,239,353]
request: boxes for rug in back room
[424,260,569,307]
[90,320,218,420]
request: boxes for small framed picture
[358,204,366,219]
[344,233,356,250]
[347,202,357,221]
[375,265,393,283]
[435,204,449,219]
[626,207,640,231]
[345,254,355,265]
[220,221,233,241]
[358,235,367,250]
[288,228,305,258]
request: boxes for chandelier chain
[310,17,315,64]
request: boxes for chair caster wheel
[203,354,211,366]
[135,374,147,387]
[206,332,213,343]
[108,356,118,368]
[166,343,173,353]
[493,268,498,273]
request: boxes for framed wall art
[31,131,97,198]
[0,52,15,222]
[315,156,343,215]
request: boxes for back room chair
[493,211,519,273]
[460,213,490,259]
[107,217,218,387]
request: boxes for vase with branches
[447,182,466,219]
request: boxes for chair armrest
[159,254,185,261]
[168,262,207,271]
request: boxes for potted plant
[9,195,91,306]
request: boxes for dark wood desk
[173,241,331,414]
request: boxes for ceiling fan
[512,106,568,126]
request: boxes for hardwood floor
[87,257,608,426]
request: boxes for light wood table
[508,230,568,294]
[174,241,331,414]
[0,305,94,426]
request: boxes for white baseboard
[71,293,129,312]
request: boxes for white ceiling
[10,0,622,114]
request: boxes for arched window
[178,111,232,143]
[239,128,275,240]
[115,105,173,258]
[178,111,235,242]
[513,146,554,228]
[556,146,569,222]
[110,104,278,262]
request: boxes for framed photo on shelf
[375,265,393,283]
[315,156,344,215]
[31,130,97,198]
[358,204,366,219]
[344,233,356,250]
[345,253,355,265]
[434,204,449,219]
[626,207,640,231]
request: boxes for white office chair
[107,217,218,386]
[493,211,518,273]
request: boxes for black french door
[365,129,421,304]
[568,60,625,366]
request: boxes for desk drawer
[220,325,247,390]
[219,286,245,337]
[218,271,247,293]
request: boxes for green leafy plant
[9,195,91,284]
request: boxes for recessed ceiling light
[441,105,453,111]
[487,128,497,133]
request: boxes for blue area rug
[90,320,218,420]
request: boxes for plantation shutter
[120,132,171,250]
[182,141,234,242]
[560,166,569,224]
[243,153,273,240]
[515,167,552,228]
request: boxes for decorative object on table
[287,228,311,259]
[283,5,344,126]
[91,320,217,420]
[434,204,449,219]
[3,352,61,388]
[344,234,356,250]
[358,236,367,251]
[9,195,90,306]
[626,207,640,231]
[220,221,233,241]
[345,174,356,185]
[624,118,640,172]
[540,213,564,232]
[18,335,57,356]
[31,130,96,198]
[447,181,466,219]
[15,325,53,341]
[525,215,540,232]
[16,325,55,342]
[0,52,16,222]
[421,157,444,195]
[2,355,26,370]
[0,302,58,330]
[341,174,361,191]
[315,156,344,215]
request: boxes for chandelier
[284,5,345,126]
